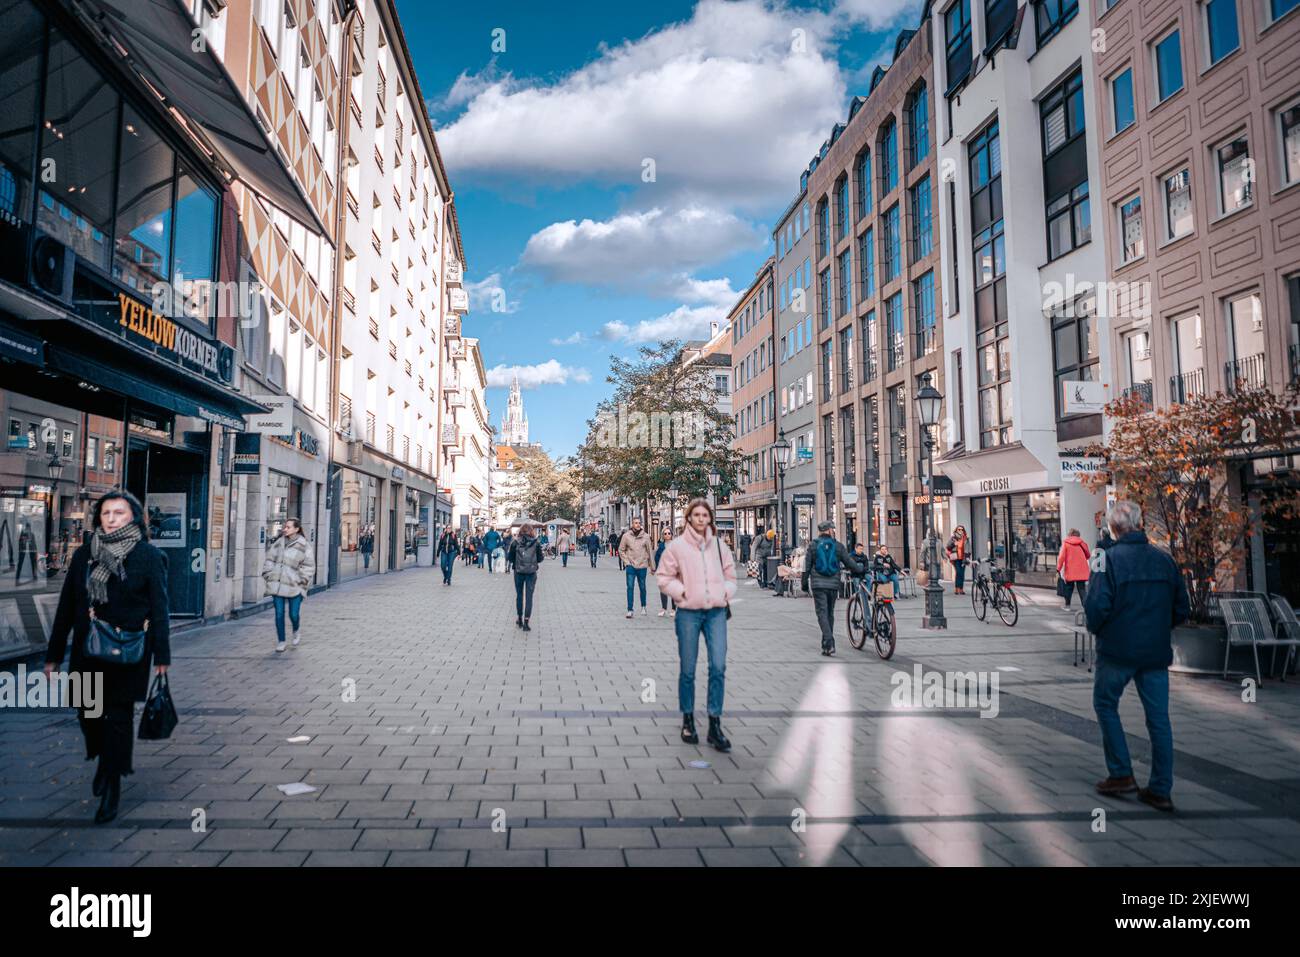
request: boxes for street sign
[246,395,293,433]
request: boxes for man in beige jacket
[619,517,655,618]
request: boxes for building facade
[728,260,777,538]
[811,19,944,567]
[448,336,491,531]
[1091,0,1300,601]
[930,0,1113,587]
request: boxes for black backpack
[515,538,541,573]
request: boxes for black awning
[75,0,328,235]
[45,343,259,430]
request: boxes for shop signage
[1,486,27,497]
[196,405,245,430]
[0,324,44,367]
[796,447,814,460]
[210,491,226,551]
[268,428,320,458]
[233,433,262,474]
[841,485,859,505]
[888,509,902,527]
[27,484,52,496]
[1060,457,1104,482]
[110,293,234,384]
[128,409,174,441]
[914,475,954,504]
[791,492,816,505]
[1062,379,1105,416]
[392,466,406,481]
[978,476,1011,493]
[246,395,294,434]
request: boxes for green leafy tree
[501,450,584,524]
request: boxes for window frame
[1116,192,1145,266]
[1277,94,1300,189]
[1200,0,1241,71]
[1152,27,1185,107]
[1212,131,1254,219]
[1160,165,1195,245]
[1109,65,1136,137]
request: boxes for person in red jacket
[1057,528,1091,607]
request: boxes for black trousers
[79,701,136,777]
[813,587,837,648]
[514,572,537,619]
[1063,579,1087,606]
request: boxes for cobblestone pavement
[3,558,1299,867]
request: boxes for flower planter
[1169,623,1256,676]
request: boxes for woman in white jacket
[654,498,737,752]
[262,518,316,652]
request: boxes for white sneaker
[658,610,666,617]
[641,608,647,617]
[291,631,301,647]
[626,611,634,619]
[275,641,286,653]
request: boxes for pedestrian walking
[586,529,601,567]
[620,517,654,618]
[43,489,170,825]
[502,530,515,572]
[436,528,459,585]
[475,531,486,568]
[508,522,544,633]
[1095,527,1115,552]
[655,499,737,752]
[945,524,970,594]
[262,517,316,653]
[556,528,571,568]
[15,520,38,585]
[803,521,864,656]
[654,527,676,617]
[753,529,774,588]
[359,526,374,570]
[739,531,752,564]
[1086,501,1190,812]
[1056,527,1091,607]
[483,526,502,572]
[610,529,625,569]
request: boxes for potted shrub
[1083,382,1299,673]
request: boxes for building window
[1225,291,1266,388]
[1047,182,1091,259]
[881,204,901,282]
[908,84,930,166]
[953,350,966,447]
[879,120,899,195]
[837,247,853,317]
[839,324,856,393]
[1214,135,1253,215]
[1270,0,1300,23]
[945,0,973,93]
[888,385,907,467]
[1169,312,1206,402]
[862,309,879,382]
[885,292,905,371]
[985,0,1017,50]
[859,228,875,300]
[1279,99,1300,186]
[819,268,832,330]
[821,339,834,402]
[1153,29,1184,104]
[1041,70,1090,260]
[1118,194,1144,263]
[1163,167,1193,240]
[914,271,937,358]
[863,394,880,474]
[1203,0,1240,66]
[1110,67,1135,135]
[840,406,857,479]
[1035,0,1079,46]
[910,175,932,261]
[1050,295,1099,419]
[1042,70,1085,157]
[855,149,872,219]
[822,414,836,488]
[835,176,850,240]
[1122,329,1154,400]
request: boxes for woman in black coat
[44,489,170,824]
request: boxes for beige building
[728,260,777,538]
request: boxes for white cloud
[437,0,847,207]
[520,205,763,289]
[601,303,730,345]
[486,360,591,389]
[464,272,520,314]
[832,0,919,30]
[549,331,587,346]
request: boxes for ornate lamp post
[45,453,64,578]
[707,468,720,507]
[667,485,679,530]
[914,374,946,629]
[773,430,791,555]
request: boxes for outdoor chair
[1268,596,1300,676]
[1220,596,1299,684]
[896,571,917,598]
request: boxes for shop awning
[75,0,328,235]
[45,344,261,431]
[936,442,1051,492]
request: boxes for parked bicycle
[846,567,897,659]
[969,557,1019,626]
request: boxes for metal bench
[1268,596,1300,677]
[1220,596,1300,684]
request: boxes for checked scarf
[87,522,143,606]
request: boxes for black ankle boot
[707,716,731,753]
[92,763,106,797]
[681,713,698,744]
[94,774,120,824]
[522,619,531,632]
[516,616,523,629]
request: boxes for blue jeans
[561,551,568,567]
[626,566,647,610]
[486,549,496,572]
[675,607,727,716]
[952,559,966,590]
[589,550,598,567]
[440,551,455,583]
[272,595,302,643]
[1093,658,1173,797]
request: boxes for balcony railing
[385,425,395,455]
[368,317,379,339]
[1168,368,1204,405]
[1224,353,1267,393]
[371,231,381,255]
[341,287,355,313]
[1122,380,1153,411]
[338,395,352,433]
[365,412,376,444]
[345,189,359,218]
[374,147,384,173]
[388,341,397,360]
[404,359,412,377]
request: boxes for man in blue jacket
[482,527,502,573]
[1085,500,1190,812]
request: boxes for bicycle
[969,558,1019,626]
[845,571,897,659]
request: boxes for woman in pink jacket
[655,498,737,752]
[1056,528,1092,607]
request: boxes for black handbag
[84,607,148,665]
[1056,574,1070,598]
[139,673,178,740]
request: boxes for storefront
[335,466,381,581]
[791,492,816,550]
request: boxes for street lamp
[773,430,791,554]
[667,485,678,530]
[45,453,64,579]
[914,373,946,629]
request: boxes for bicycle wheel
[846,593,868,650]
[972,582,988,621]
[873,602,896,659]
[996,586,1019,626]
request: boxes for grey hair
[1107,500,1143,536]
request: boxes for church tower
[501,373,529,445]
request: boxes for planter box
[1169,623,1269,676]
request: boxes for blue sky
[397,0,924,456]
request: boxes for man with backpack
[803,521,865,656]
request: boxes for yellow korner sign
[117,293,221,378]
